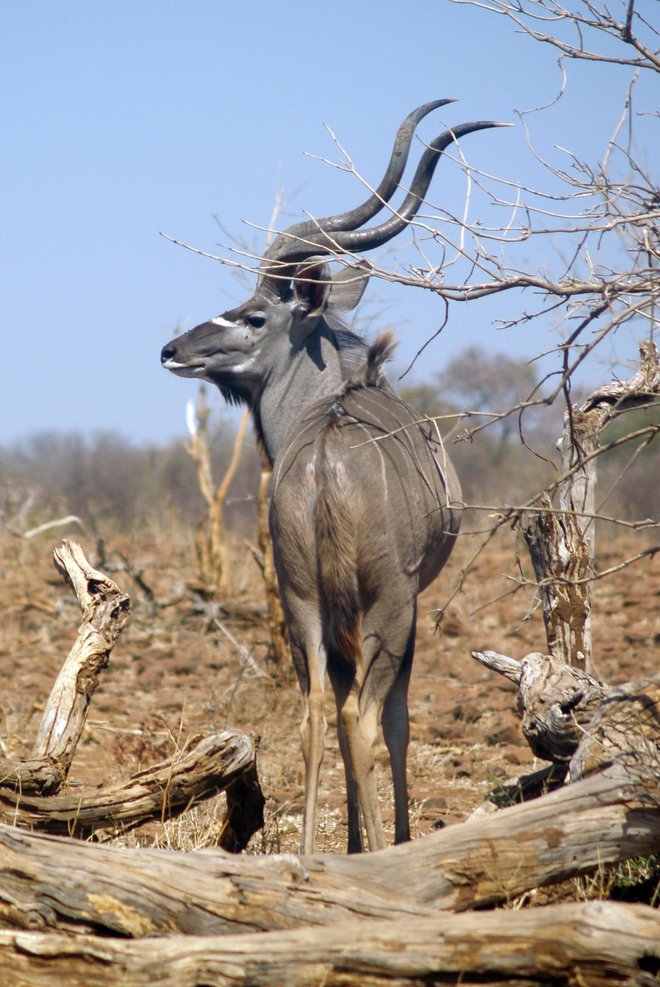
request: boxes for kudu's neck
[255,327,354,464]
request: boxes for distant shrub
[0,423,261,537]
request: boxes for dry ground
[0,520,657,856]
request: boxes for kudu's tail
[314,426,362,665]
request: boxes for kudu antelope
[162,102,501,853]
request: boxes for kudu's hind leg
[356,601,416,848]
[335,705,363,853]
[331,657,386,853]
[381,626,415,844]
[339,687,386,852]
[290,639,327,855]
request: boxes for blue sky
[2,1,656,446]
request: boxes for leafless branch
[449,0,660,72]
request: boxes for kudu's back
[271,377,462,622]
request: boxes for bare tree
[385,0,659,662]
[185,387,250,599]
[412,0,660,669]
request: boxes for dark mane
[340,330,396,394]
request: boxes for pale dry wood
[0,758,62,798]
[473,650,610,762]
[0,761,656,938]
[0,541,264,846]
[0,730,263,848]
[0,901,657,987]
[472,651,658,770]
[570,676,660,782]
[470,649,522,684]
[516,652,610,761]
[187,391,249,598]
[0,541,130,796]
[523,493,595,669]
[33,540,130,769]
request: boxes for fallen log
[0,901,657,987]
[0,760,656,937]
[0,729,263,847]
[0,757,62,798]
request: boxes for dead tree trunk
[34,541,130,770]
[0,901,657,987]
[523,341,659,671]
[186,389,250,599]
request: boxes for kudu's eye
[247,312,266,329]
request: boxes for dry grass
[0,519,657,902]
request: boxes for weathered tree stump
[472,650,659,773]
[570,676,660,782]
[34,541,131,767]
[0,541,130,795]
[472,650,611,761]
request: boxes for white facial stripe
[231,357,255,373]
[162,358,191,370]
[211,316,238,328]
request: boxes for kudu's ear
[327,261,372,314]
[292,260,332,317]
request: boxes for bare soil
[0,523,657,855]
